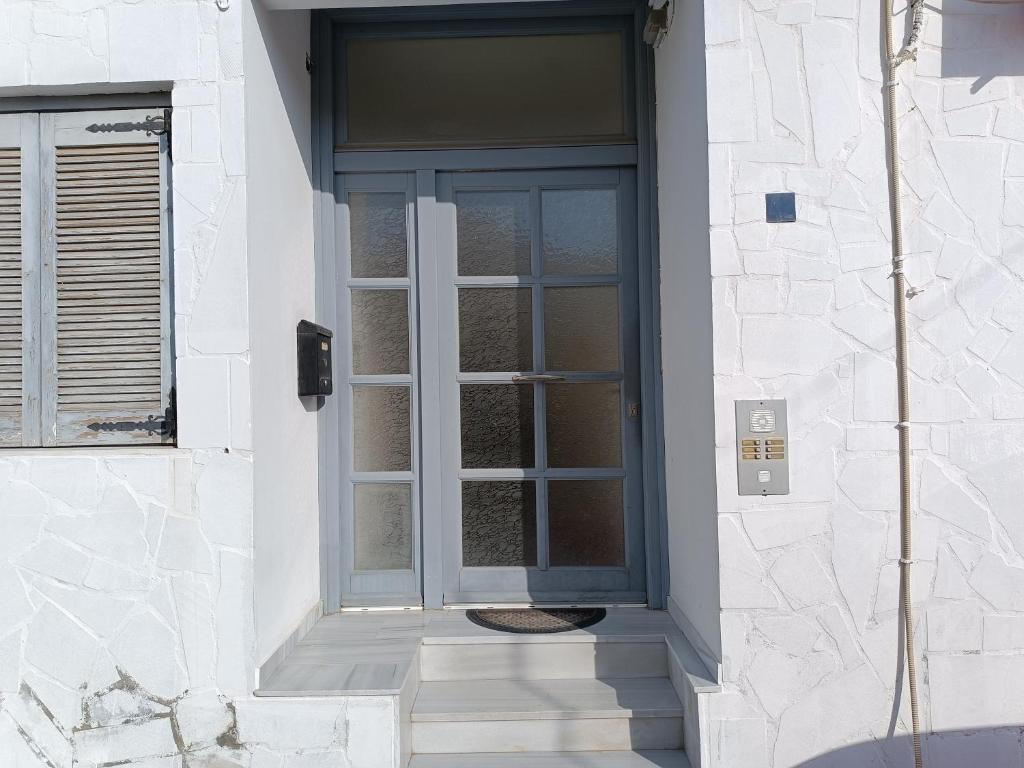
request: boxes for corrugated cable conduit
[881,1,926,767]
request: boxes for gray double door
[335,166,645,607]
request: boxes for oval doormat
[466,607,607,634]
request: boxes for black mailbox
[297,320,334,397]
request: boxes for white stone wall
[5,0,1024,765]
[656,0,723,673]
[0,451,345,767]
[0,2,394,766]
[242,0,319,668]
[697,0,1024,765]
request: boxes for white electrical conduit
[881,1,926,767]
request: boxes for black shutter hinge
[85,107,171,138]
[164,385,177,440]
[85,386,177,441]
[146,108,172,138]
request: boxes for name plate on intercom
[735,399,789,496]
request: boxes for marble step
[409,751,692,768]
[411,678,684,754]
[420,639,668,681]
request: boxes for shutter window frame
[0,107,174,448]
[0,113,41,448]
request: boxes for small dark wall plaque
[766,192,797,223]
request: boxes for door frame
[312,0,668,611]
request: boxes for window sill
[0,445,189,457]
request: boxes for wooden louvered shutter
[41,109,172,446]
[0,114,39,448]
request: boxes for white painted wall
[654,0,724,673]
[0,0,261,760]
[5,0,1024,766]
[242,0,320,665]
[675,0,1024,765]
[0,2,397,766]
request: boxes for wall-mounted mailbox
[297,320,334,397]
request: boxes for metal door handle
[511,374,567,383]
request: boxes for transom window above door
[336,27,635,149]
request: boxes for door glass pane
[542,189,618,275]
[548,480,624,567]
[457,191,531,276]
[344,34,627,147]
[461,384,534,469]
[351,289,409,374]
[462,481,537,567]
[459,288,532,372]
[350,192,407,278]
[544,286,619,371]
[354,484,413,570]
[353,386,411,472]
[547,383,621,468]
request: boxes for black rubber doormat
[466,607,607,634]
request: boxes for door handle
[511,374,567,383]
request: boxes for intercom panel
[735,399,790,496]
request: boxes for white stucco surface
[3,0,1024,766]
[0,1,394,766]
[660,0,1024,765]
[654,0,723,674]
[242,0,321,666]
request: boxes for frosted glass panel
[350,192,407,278]
[547,383,621,468]
[354,484,413,570]
[353,386,411,472]
[344,34,627,147]
[351,289,409,374]
[544,286,619,371]
[548,480,624,567]
[457,191,531,276]
[543,189,618,275]
[462,481,537,567]
[461,384,535,469]
[459,288,533,372]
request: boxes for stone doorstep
[408,752,693,768]
[254,608,719,697]
[252,608,719,767]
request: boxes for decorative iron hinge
[86,107,171,138]
[86,387,177,440]
[149,108,172,137]
[87,416,172,437]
